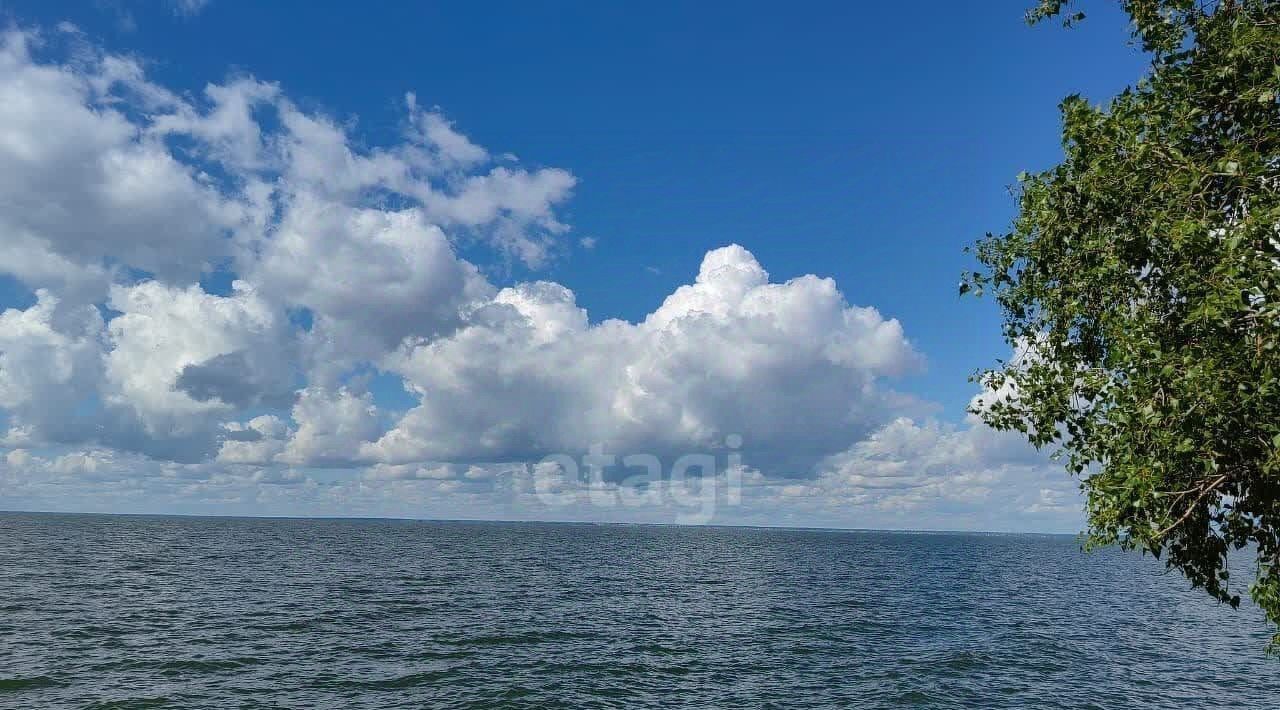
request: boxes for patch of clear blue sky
[0,0,1150,419]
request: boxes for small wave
[51,625,129,639]
[92,658,263,675]
[314,668,461,690]
[412,649,479,661]
[438,630,593,647]
[84,697,170,709]
[887,689,937,706]
[0,675,64,692]
[153,658,264,674]
[940,649,995,673]
[630,642,694,656]
[534,660,696,678]
[248,619,326,632]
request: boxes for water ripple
[1,513,1277,708]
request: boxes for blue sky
[2,0,1150,412]
[0,1,1151,530]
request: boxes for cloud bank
[0,27,1080,530]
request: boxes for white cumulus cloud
[0,27,1082,530]
[367,244,925,471]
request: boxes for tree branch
[1157,473,1230,538]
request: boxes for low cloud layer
[0,27,1080,530]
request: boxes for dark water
[1,513,1277,709]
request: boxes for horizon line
[0,508,1080,537]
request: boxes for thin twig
[1157,473,1230,538]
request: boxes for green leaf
[968,0,1280,653]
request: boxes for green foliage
[966,0,1280,648]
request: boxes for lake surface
[1,513,1276,708]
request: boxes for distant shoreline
[0,508,1078,537]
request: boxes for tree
[964,0,1280,647]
